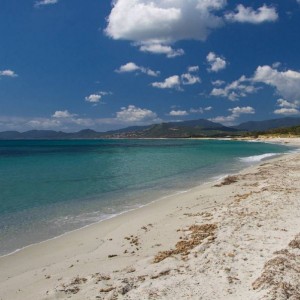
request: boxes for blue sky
[1,0,300,132]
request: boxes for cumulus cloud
[229,106,255,115]
[116,105,159,122]
[0,69,18,78]
[168,110,189,116]
[0,112,97,132]
[277,99,299,109]
[190,108,203,114]
[225,4,278,24]
[274,108,300,115]
[181,73,201,85]
[152,66,201,90]
[0,105,161,132]
[23,110,94,131]
[210,106,255,125]
[273,99,300,115]
[212,80,225,86]
[207,52,227,72]
[168,106,213,116]
[85,91,111,104]
[34,0,58,7]
[253,65,300,103]
[152,75,181,90]
[139,44,184,58]
[189,106,212,114]
[211,75,258,101]
[188,66,200,73]
[272,62,281,69]
[105,0,226,57]
[116,62,160,76]
[27,119,61,129]
[52,110,76,118]
[85,94,102,103]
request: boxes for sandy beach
[1,138,300,300]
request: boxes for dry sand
[0,138,300,300]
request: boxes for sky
[1,0,300,132]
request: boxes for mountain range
[1,117,300,139]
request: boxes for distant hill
[105,119,237,138]
[0,119,237,139]
[0,131,23,139]
[0,129,103,140]
[233,117,300,132]
[2,117,300,139]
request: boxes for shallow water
[0,139,290,255]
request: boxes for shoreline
[0,140,290,259]
[1,137,300,299]
[0,189,191,260]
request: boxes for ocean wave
[239,153,279,163]
[286,148,300,154]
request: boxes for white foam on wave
[239,153,279,163]
[286,148,300,154]
[0,190,190,258]
[211,174,229,182]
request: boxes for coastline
[0,137,300,299]
[0,139,289,258]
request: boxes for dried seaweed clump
[154,223,217,263]
[289,234,300,249]
[215,176,238,187]
[252,234,300,299]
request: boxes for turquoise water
[0,139,291,255]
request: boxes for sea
[0,139,294,256]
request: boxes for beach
[0,138,300,300]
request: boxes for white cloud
[85,91,111,104]
[34,0,58,7]
[116,62,160,76]
[207,52,227,72]
[189,106,212,114]
[116,62,140,73]
[225,4,278,24]
[116,105,159,122]
[27,119,61,129]
[210,106,255,125]
[190,108,203,114]
[152,66,201,90]
[0,70,18,78]
[272,62,281,69]
[85,94,101,103]
[105,0,226,57]
[181,73,201,85]
[277,99,299,109]
[0,105,160,132]
[168,110,189,116]
[52,110,76,118]
[274,108,300,115]
[212,80,225,86]
[152,75,181,90]
[139,44,184,58]
[253,65,300,102]
[229,106,255,115]
[188,66,199,73]
[273,99,300,115]
[211,75,258,101]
